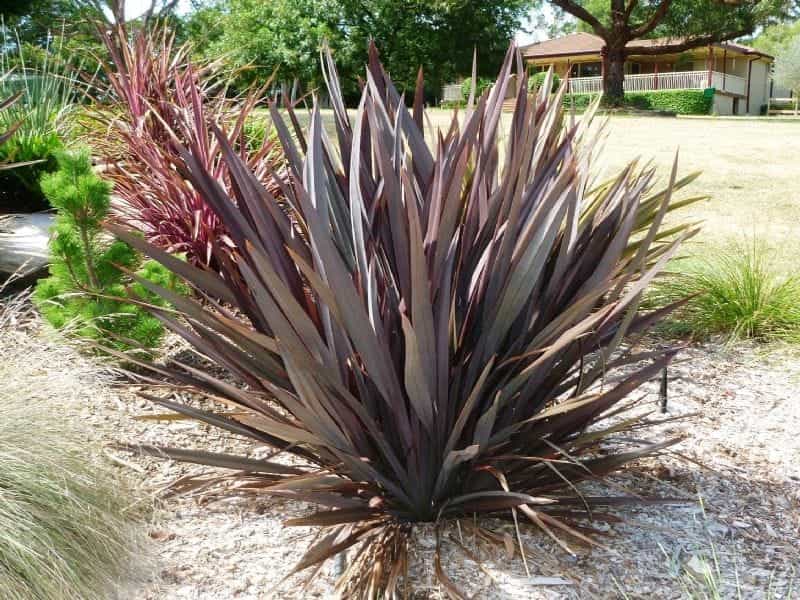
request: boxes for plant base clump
[34,148,177,350]
[114,45,698,597]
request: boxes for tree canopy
[749,18,800,55]
[538,0,797,41]
[185,0,530,101]
[774,33,800,92]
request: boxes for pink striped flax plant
[89,24,283,270]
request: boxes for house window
[629,63,642,75]
[570,62,602,77]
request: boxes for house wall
[530,59,596,78]
[713,94,734,115]
[747,59,770,115]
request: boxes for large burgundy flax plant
[90,24,282,269]
[112,43,701,596]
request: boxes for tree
[774,33,800,112]
[543,0,796,102]
[337,0,530,98]
[749,18,800,56]
[186,0,530,101]
[34,148,176,350]
[189,0,343,93]
[1,0,80,45]
[77,0,180,25]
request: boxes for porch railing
[567,70,747,96]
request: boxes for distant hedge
[440,100,464,109]
[562,93,598,110]
[561,89,714,115]
[625,89,714,115]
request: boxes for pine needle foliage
[112,44,699,597]
[34,149,176,350]
[649,241,800,342]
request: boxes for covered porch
[534,44,751,97]
[521,33,773,114]
[567,69,746,95]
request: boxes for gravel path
[4,305,799,599]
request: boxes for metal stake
[659,366,668,413]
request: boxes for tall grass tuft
[0,291,148,600]
[649,241,800,342]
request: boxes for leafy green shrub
[624,89,714,115]
[243,113,282,154]
[115,43,696,596]
[563,92,599,110]
[460,76,494,100]
[528,70,561,93]
[0,32,82,211]
[649,241,800,342]
[0,397,145,600]
[563,90,713,115]
[440,99,464,109]
[34,149,177,350]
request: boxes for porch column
[706,45,713,88]
[566,60,571,93]
[745,57,756,114]
[654,63,659,90]
[722,46,727,91]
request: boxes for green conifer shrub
[34,149,177,350]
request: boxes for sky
[122,0,192,21]
[515,7,553,46]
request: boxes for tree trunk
[603,46,626,105]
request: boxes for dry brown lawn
[290,108,800,268]
[423,111,800,265]
[597,116,800,268]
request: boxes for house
[520,32,774,116]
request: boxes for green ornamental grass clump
[0,32,82,211]
[34,149,177,350]
[649,241,800,342]
[0,400,145,600]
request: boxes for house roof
[520,32,773,61]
